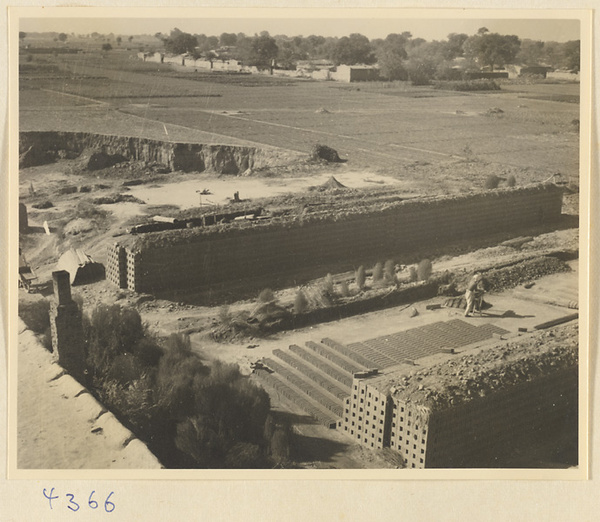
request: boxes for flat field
[20,49,580,186]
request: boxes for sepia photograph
[8,7,589,478]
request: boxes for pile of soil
[482,256,571,293]
[311,144,342,163]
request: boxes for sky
[20,15,580,43]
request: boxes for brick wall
[423,367,578,468]
[109,185,563,294]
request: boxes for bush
[19,298,50,334]
[339,280,350,297]
[372,262,383,283]
[355,266,366,290]
[484,174,502,189]
[310,144,342,163]
[434,80,500,91]
[257,288,275,303]
[409,266,418,282]
[384,259,397,286]
[323,273,334,295]
[294,289,308,314]
[417,259,433,281]
[507,175,517,187]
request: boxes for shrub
[434,80,500,91]
[384,259,397,286]
[372,262,383,283]
[355,266,366,290]
[294,289,308,314]
[323,273,334,295]
[409,266,418,282]
[257,288,275,303]
[106,353,146,385]
[339,280,350,297]
[507,175,517,187]
[18,298,50,334]
[484,174,502,189]
[417,259,433,281]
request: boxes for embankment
[19,130,303,173]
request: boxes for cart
[18,253,38,292]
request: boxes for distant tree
[19,31,26,41]
[219,32,238,47]
[245,33,279,68]
[330,33,375,65]
[463,32,521,71]
[164,29,198,55]
[128,36,134,43]
[116,36,122,46]
[376,33,410,80]
[562,40,580,71]
[101,43,113,52]
[58,32,68,43]
[443,33,469,60]
[517,39,546,65]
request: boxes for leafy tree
[561,40,580,71]
[116,36,122,46]
[101,43,113,52]
[463,32,521,71]
[517,39,546,65]
[376,33,410,80]
[164,29,198,55]
[128,36,134,43]
[19,31,26,41]
[330,33,375,65]
[219,32,238,46]
[244,32,279,68]
[443,33,469,60]
[58,32,68,43]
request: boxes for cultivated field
[20,49,580,190]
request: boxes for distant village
[137,48,579,83]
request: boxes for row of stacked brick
[288,344,354,388]
[253,369,338,428]
[106,185,563,296]
[263,357,344,418]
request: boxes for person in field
[464,273,486,317]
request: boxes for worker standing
[464,273,485,317]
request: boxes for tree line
[153,27,580,80]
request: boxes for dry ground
[16,49,582,469]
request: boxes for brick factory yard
[17,47,581,469]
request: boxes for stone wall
[107,185,563,295]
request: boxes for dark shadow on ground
[292,434,350,464]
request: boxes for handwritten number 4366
[43,488,115,512]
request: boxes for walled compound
[106,184,563,295]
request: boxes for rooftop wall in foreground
[107,184,563,295]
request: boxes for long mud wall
[423,366,578,468]
[108,185,563,294]
[19,131,300,174]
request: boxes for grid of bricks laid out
[262,357,344,417]
[273,348,350,401]
[253,369,338,428]
[288,344,354,388]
